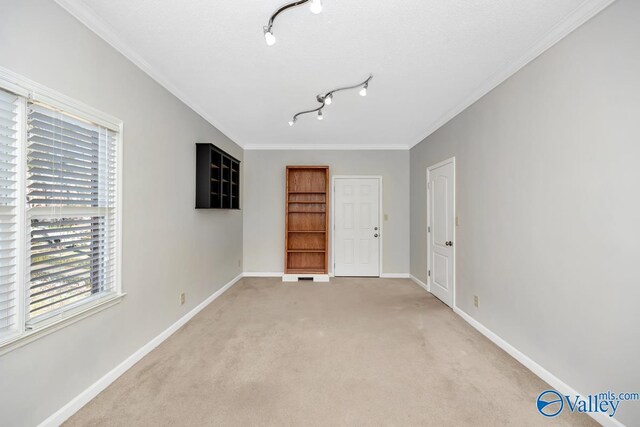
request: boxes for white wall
[0,1,243,426]
[410,0,640,425]
[243,150,410,275]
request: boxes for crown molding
[55,0,615,152]
[408,0,617,149]
[243,143,409,151]
[53,0,246,149]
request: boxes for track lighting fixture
[288,74,372,126]
[263,0,322,46]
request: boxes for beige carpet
[66,278,595,426]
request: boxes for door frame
[331,175,383,277]
[426,157,456,306]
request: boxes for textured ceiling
[57,0,609,149]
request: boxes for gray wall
[0,1,243,426]
[410,0,640,424]
[243,150,410,275]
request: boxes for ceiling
[55,0,611,149]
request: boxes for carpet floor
[66,278,596,426]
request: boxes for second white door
[334,178,380,277]
[428,160,455,307]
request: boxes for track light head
[310,0,322,14]
[288,119,296,126]
[264,29,276,46]
[317,110,324,120]
[359,84,367,97]
[324,94,333,105]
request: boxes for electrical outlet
[180,292,186,305]
[474,295,479,308]
[384,214,389,221]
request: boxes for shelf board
[287,250,326,253]
[288,230,325,233]
[288,201,325,204]
[211,192,218,195]
[211,178,219,182]
[222,165,229,169]
[288,211,325,214]
[210,163,219,169]
[286,269,326,274]
[289,191,326,194]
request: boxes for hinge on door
[428,226,430,233]
[428,270,431,277]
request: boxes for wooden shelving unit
[285,166,329,274]
[196,143,240,209]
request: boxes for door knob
[446,241,453,246]
[374,234,379,238]
[374,227,378,231]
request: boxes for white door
[428,160,455,307]
[334,178,380,276]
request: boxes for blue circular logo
[537,390,564,417]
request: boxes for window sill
[0,293,126,357]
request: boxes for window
[0,72,122,350]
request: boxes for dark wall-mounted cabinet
[196,143,240,209]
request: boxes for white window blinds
[26,103,117,322]
[0,89,19,339]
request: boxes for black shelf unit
[196,143,240,209]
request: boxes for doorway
[427,158,455,307]
[333,176,382,277]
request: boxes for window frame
[0,66,124,355]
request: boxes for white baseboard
[410,275,624,426]
[282,274,330,282]
[380,273,410,279]
[242,272,283,277]
[453,307,625,427]
[410,274,430,292]
[39,273,244,427]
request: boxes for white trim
[0,66,122,131]
[53,0,244,148]
[331,176,383,278]
[409,275,626,427]
[244,144,409,151]
[56,0,613,152]
[380,273,410,279]
[38,273,243,427]
[1,294,125,357]
[453,307,626,427]
[426,157,456,308]
[282,274,330,282]
[409,0,616,148]
[410,275,430,292]
[242,272,284,278]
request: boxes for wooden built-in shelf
[285,166,329,274]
